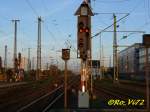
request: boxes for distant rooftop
[119,43,142,54]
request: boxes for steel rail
[17,85,63,112]
[42,76,80,112]
[17,76,79,112]
[42,93,64,112]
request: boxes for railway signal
[62,49,70,60]
[62,49,70,110]
[75,0,93,108]
[75,1,93,59]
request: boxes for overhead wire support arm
[92,13,130,38]
[98,31,145,33]
[94,12,129,15]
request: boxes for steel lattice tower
[36,17,42,80]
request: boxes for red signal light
[85,28,89,33]
[79,28,89,33]
[79,29,83,33]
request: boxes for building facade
[139,47,150,73]
[118,43,142,76]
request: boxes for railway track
[0,82,27,88]
[0,75,66,112]
[93,82,146,110]
[94,85,137,100]
[94,80,145,99]
[17,75,80,112]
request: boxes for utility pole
[4,45,7,72]
[46,63,49,70]
[36,17,42,80]
[99,34,102,79]
[0,57,2,73]
[102,44,104,78]
[113,14,119,82]
[109,56,111,68]
[23,57,25,70]
[145,47,150,110]
[12,20,20,73]
[142,34,150,110]
[28,48,31,71]
[32,57,34,70]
